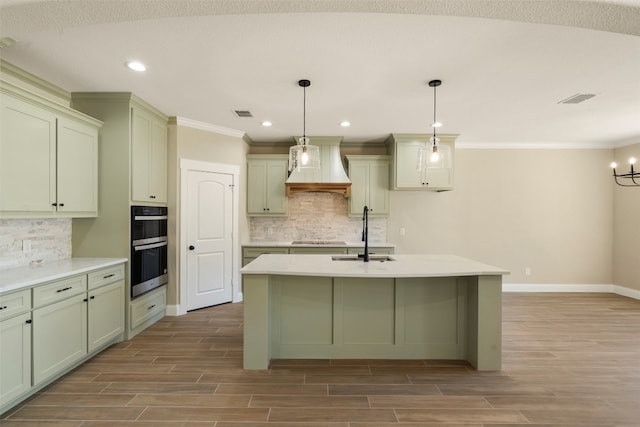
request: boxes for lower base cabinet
[89,281,125,351]
[130,286,166,336]
[0,262,125,414]
[33,293,88,386]
[0,313,31,407]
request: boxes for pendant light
[288,79,320,172]
[418,79,443,170]
[428,79,442,163]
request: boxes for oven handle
[134,241,168,251]
[134,215,168,221]
[133,215,168,221]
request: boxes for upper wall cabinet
[0,81,101,218]
[346,155,390,217]
[386,133,457,191]
[246,154,288,216]
[71,92,168,207]
[131,106,167,204]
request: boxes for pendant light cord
[432,84,437,139]
[303,84,306,139]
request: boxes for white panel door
[186,170,233,310]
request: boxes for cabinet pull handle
[0,305,7,310]
[90,295,95,300]
[56,286,73,293]
[52,203,57,206]
[59,203,64,207]
[83,298,88,302]
[150,195,156,199]
[103,273,115,279]
[25,319,32,324]
[148,304,156,310]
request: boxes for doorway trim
[178,158,240,315]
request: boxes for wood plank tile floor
[2,292,639,426]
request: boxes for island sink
[332,255,395,262]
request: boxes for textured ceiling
[1,0,639,147]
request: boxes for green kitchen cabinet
[0,81,100,218]
[386,133,457,191]
[0,307,31,409]
[0,261,126,414]
[131,105,168,204]
[247,154,288,216]
[346,155,390,217]
[129,285,166,336]
[242,246,290,266]
[87,266,125,352]
[32,292,87,386]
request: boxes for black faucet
[359,205,369,262]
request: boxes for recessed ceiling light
[126,61,147,72]
[261,121,272,127]
[340,121,351,127]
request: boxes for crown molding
[455,141,616,150]
[172,116,245,138]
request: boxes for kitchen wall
[387,148,615,286]
[249,192,386,243]
[613,142,640,292]
[0,219,71,270]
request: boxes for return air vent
[558,93,596,104]
[234,110,253,118]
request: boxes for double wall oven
[130,206,168,299]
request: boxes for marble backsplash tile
[249,192,386,242]
[0,218,72,270]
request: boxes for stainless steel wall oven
[131,206,168,299]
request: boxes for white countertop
[0,258,128,294]
[241,254,508,278]
[243,241,395,248]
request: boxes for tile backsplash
[0,218,71,270]
[249,192,386,242]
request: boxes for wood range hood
[285,137,352,198]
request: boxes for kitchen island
[241,254,508,371]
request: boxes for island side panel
[243,274,271,369]
[466,275,502,370]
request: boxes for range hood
[286,136,352,198]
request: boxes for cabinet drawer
[243,247,289,258]
[33,275,87,308]
[130,287,166,330]
[0,289,31,321]
[88,264,125,290]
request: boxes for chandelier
[611,157,639,187]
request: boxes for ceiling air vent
[558,93,596,104]
[234,110,253,118]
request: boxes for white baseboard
[503,283,640,300]
[165,305,180,316]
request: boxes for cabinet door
[0,95,56,213]
[131,106,167,203]
[348,161,369,216]
[265,161,288,214]
[395,141,425,189]
[148,120,167,203]
[368,161,390,215]
[247,158,288,216]
[88,281,124,352]
[32,294,87,385]
[0,313,31,408]
[247,161,267,214]
[57,117,99,215]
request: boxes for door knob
[188,245,195,250]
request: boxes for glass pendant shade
[289,136,321,172]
